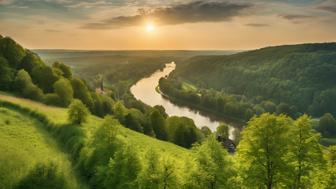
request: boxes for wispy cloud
[279,14,313,20]
[318,5,336,13]
[81,1,253,29]
[245,23,269,27]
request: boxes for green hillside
[171,43,336,117]
[0,106,85,189]
[0,92,191,188]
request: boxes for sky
[1,0,336,50]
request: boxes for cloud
[81,0,253,29]
[318,5,336,13]
[245,23,269,27]
[279,14,313,20]
[46,29,61,33]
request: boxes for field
[0,92,191,187]
[0,107,84,189]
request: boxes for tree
[318,113,336,137]
[53,78,73,107]
[186,136,234,189]
[68,99,89,125]
[52,61,72,79]
[153,105,168,118]
[138,149,178,189]
[166,116,201,148]
[103,144,141,189]
[150,110,167,140]
[0,37,26,68]
[113,101,128,122]
[313,146,336,189]
[20,52,43,73]
[160,157,177,189]
[138,149,161,189]
[216,124,229,139]
[201,126,212,137]
[287,115,323,189]
[124,113,143,132]
[31,65,59,93]
[237,113,292,189]
[15,69,44,101]
[0,57,15,90]
[71,78,93,109]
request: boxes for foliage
[168,43,336,119]
[68,99,89,125]
[0,57,15,90]
[216,124,229,139]
[53,61,72,79]
[31,65,59,93]
[318,113,336,137]
[0,37,26,68]
[286,115,323,188]
[237,114,292,188]
[15,162,67,189]
[15,69,44,101]
[150,110,167,140]
[71,78,94,110]
[102,144,142,189]
[185,136,234,189]
[53,78,74,107]
[166,116,203,148]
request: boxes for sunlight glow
[145,22,155,32]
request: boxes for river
[130,62,238,139]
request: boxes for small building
[216,135,236,154]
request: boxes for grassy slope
[0,92,190,164]
[0,107,85,189]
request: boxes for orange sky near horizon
[1,0,336,50]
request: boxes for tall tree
[185,136,234,189]
[103,144,141,189]
[287,115,323,188]
[138,149,161,189]
[313,146,336,189]
[150,110,167,140]
[71,78,93,109]
[237,113,292,189]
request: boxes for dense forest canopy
[167,43,336,117]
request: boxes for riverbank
[155,85,245,128]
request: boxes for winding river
[130,62,238,139]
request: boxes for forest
[160,43,336,145]
[0,35,335,189]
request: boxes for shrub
[53,78,73,107]
[14,162,66,189]
[68,99,89,125]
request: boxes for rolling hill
[170,43,336,117]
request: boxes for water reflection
[130,62,238,139]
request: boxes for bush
[68,99,89,125]
[53,78,73,107]
[15,69,44,101]
[15,162,66,189]
[318,113,336,137]
[44,93,61,106]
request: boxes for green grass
[0,107,86,189]
[0,93,191,185]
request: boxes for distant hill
[172,42,336,117]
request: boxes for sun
[145,22,155,32]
